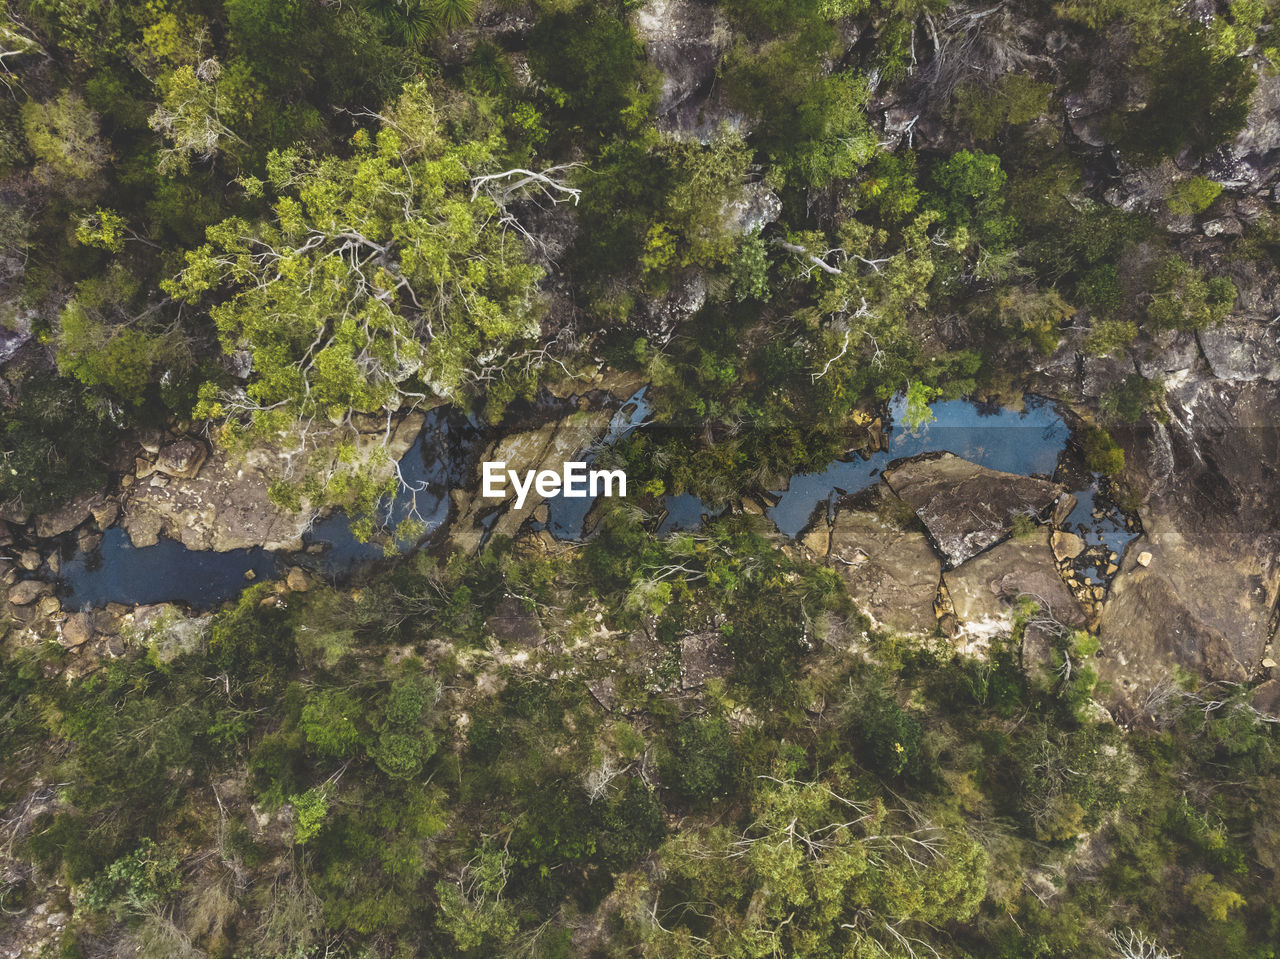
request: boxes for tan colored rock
[91,500,119,529]
[8,579,43,605]
[19,549,40,571]
[826,484,941,636]
[1051,530,1085,561]
[1262,657,1278,669]
[1137,551,1153,567]
[244,569,256,581]
[122,410,425,553]
[37,595,60,617]
[285,567,309,592]
[800,521,830,557]
[944,528,1088,647]
[60,612,93,648]
[154,439,208,479]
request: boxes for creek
[54,391,1137,610]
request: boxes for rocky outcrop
[486,595,545,648]
[945,528,1088,652]
[33,491,105,538]
[820,484,941,636]
[1198,320,1280,382]
[883,453,1066,567]
[1094,377,1280,708]
[122,411,425,552]
[449,408,613,552]
[633,0,742,139]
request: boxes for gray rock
[680,632,732,689]
[1202,217,1243,237]
[883,453,1066,567]
[826,484,941,636]
[154,439,208,479]
[485,596,544,648]
[1199,319,1280,382]
[633,0,726,121]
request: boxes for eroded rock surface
[122,412,424,552]
[822,484,941,636]
[945,528,1087,652]
[450,409,612,552]
[1094,378,1280,707]
[883,453,1065,567]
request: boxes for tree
[165,80,545,488]
[20,91,109,184]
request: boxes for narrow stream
[52,390,1138,610]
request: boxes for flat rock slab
[824,484,940,636]
[884,453,1065,567]
[944,528,1087,649]
[1097,510,1276,705]
[680,632,732,689]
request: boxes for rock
[76,529,102,554]
[0,523,11,548]
[588,675,618,712]
[1137,551,1152,567]
[1051,493,1078,528]
[680,632,732,689]
[1199,319,1280,382]
[1051,530,1085,561]
[826,484,942,636]
[37,595,60,617]
[154,439,208,479]
[1264,657,1278,669]
[90,499,119,529]
[46,552,59,575]
[120,474,134,488]
[800,519,831,557]
[8,579,43,606]
[1253,680,1280,718]
[720,182,782,236]
[285,567,309,592]
[1202,217,1243,237]
[122,409,425,552]
[34,492,102,538]
[19,549,40,571]
[132,604,209,662]
[883,453,1066,567]
[944,528,1087,651]
[633,0,726,120]
[485,595,544,648]
[244,569,256,581]
[138,428,163,454]
[60,612,93,648]
[450,409,612,552]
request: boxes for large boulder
[34,492,104,538]
[883,453,1066,567]
[680,632,732,689]
[154,439,208,479]
[822,484,941,636]
[633,0,726,122]
[8,579,43,606]
[1199,319,1280,382]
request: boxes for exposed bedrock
[813,483,942,637]
[1095,378,1280,708]
[882,452,1066,568]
